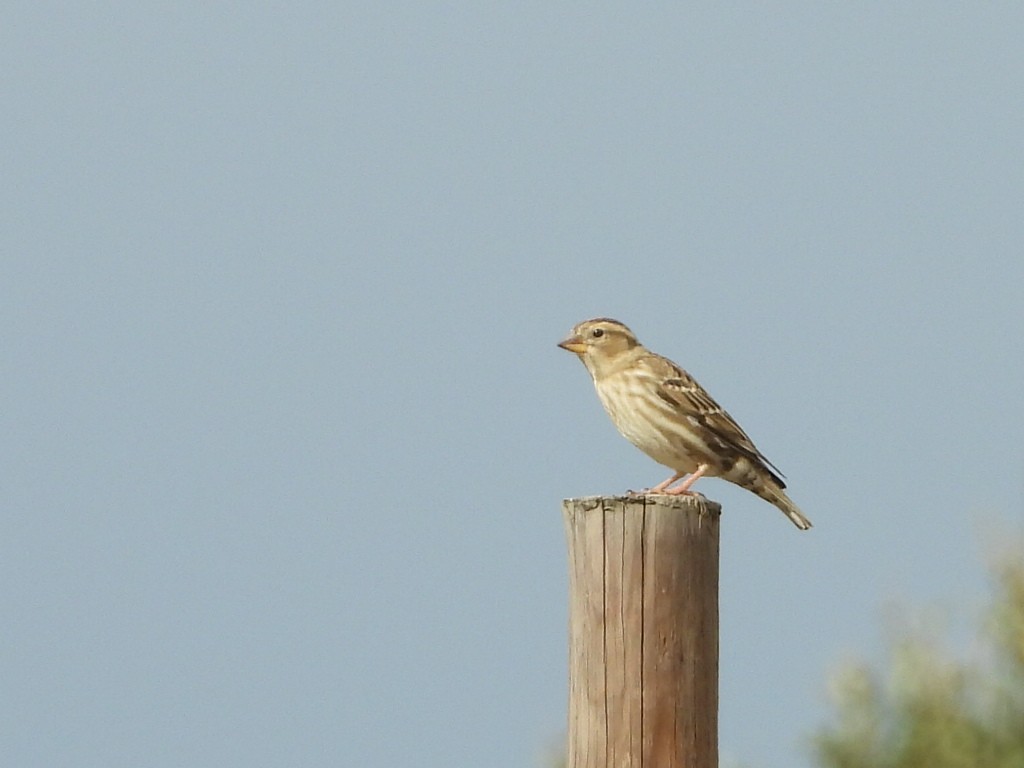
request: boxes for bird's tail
[760,483,813,530]
[736,463,813,530]
[727,459,813,530]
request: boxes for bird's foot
[661,487,706,497]
[664,489,708,499]
[626,487,705,498]
[660,463,709,495]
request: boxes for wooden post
[562,495,721,768]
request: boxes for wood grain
[563,495,720,768]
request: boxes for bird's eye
[591,328,604,338]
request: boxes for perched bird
[558,318,812,530]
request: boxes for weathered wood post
[563,494,721,768]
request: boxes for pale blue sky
[3,3,1022,767]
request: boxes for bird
[558,318,812,530]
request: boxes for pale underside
[595,368,708,476]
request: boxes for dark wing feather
[640,352,787,483]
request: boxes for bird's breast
[593,372,702,473]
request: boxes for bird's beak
[558,334,587,354]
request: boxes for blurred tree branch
[814,538,1024,768]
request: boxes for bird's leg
[663,464,709,495]
[647,472,685,494]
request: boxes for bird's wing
[640,353,787,482]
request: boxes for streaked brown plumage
[558,318,812,530]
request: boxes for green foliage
[814,547,1024,768]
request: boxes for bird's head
[558,318,641,378]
